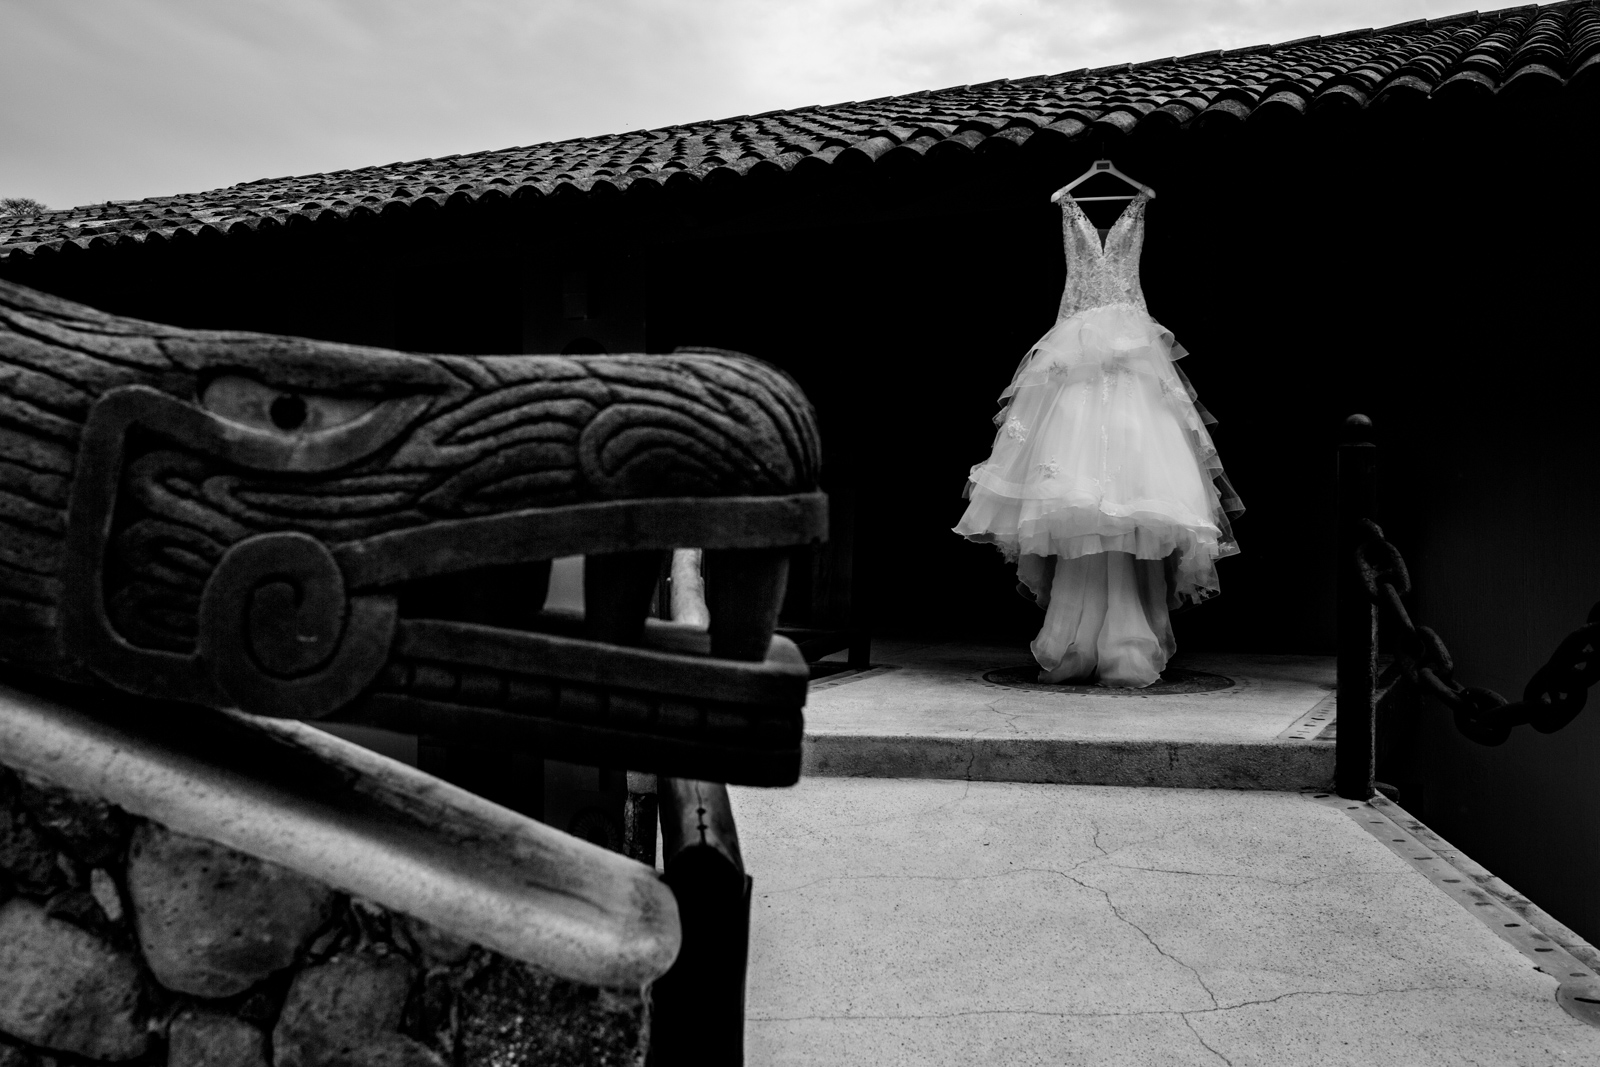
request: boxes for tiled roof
[4,1,1597,262]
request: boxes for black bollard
[1336,414,1378,801]
[647,777,751,1066]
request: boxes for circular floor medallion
[981,663,1234,695]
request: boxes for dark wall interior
[7,98,1599,938]
[636,105,1600,667]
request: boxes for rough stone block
[397,913,473,967]
[0,801,71,897]
[15,772,131,868]
[89,867,125,922]
[272,946,419,1067]
[457,955,646,1067]
[168,1008,269,1067]
[316,1034,444,1067]
[126,823,335,998]
[44,887,113,937]
[0,897,150,1061]
[167,1011,267,1067]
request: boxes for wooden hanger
[1050,159,1157,203]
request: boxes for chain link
[1353,518,1600,746]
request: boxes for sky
[4,0,1484,211]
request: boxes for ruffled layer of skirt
[953,302,1242,607]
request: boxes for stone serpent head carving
[0,279,824,784]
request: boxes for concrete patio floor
[803,642,1337,789]
[730,778,1600,1066]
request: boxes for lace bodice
[1056,191,1149,320]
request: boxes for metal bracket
[1310,791,1600,1029]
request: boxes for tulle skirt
[953,301,1242,609]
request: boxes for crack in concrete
[1056,820,1226,873]
[1194,984,1463,1013]
[1086,817,1111,858]
[1050,867,1221,1010]
[978,697,1024,735]
[750,1006,1194,1023]
[748,986,1465,1026]
[757,857,1317,923]
[1181,1012,1235,1065]
[759,865,1053,897]
[1103,863,1330,889]
[897,777,973,823]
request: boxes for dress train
[1020,551,1175,686]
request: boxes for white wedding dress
[953,191,1242,687]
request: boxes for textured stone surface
[44,887,114,937]
[0,781,71,897]
[320,1035,444,1067]
[457,956,646,1067]
[272,947,417,1067]
[0,279,819,707]
[0,675,680,990]
[398,914,473,967]
[126,823,335,998]
[0,897,150,1061]
[89,866,125,922]
[0,695,650,1066]
[15,773,131,867]
[168,1008,269,1067]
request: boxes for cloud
[725,0,1450,101]
[1,0,1467,209]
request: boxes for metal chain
[1353,518,1600,746]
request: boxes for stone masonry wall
[0,765,647,1067]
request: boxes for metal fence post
[647,778,750,1066]
[1336,414,1378,800]
[624,771,659,867]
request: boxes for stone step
[802,644,1337,790]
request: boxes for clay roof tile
[6,1,1594,260]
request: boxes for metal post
[647,778,750,1067]
[624,771,658,867]
[1336,414,1378,800]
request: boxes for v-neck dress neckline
[1062,190,1148,254]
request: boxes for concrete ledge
[804,733,1335,789]
[801,646,1338,789]
[0,680,679,987]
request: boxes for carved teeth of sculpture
[704,549,792,662]
[3,278,826,780]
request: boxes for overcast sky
[5,0,1477,210]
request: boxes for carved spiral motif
[0,280,822,698]
[196,532,396,718]
[210,533,346,677]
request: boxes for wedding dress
[953,191,1243,687]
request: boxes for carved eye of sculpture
[201,376,379,434]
